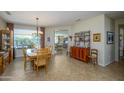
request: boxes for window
[14,28,40,49]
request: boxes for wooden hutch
[0,29,13,74]
[70,31,90,62]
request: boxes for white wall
[71,14,105,66]
[0,16,6,29]
[45,15,106,66]
[104,15,115,66]
[115,18,124,61]
[45,14,117,67]
[71,15,116,66]
[15,49,23,57]
[45,27,55,54]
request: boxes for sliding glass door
[14,28,40,57]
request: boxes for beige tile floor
[0,54,124,81]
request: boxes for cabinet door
[79,48,83,60]
[83,48,90,62]
[86,48,90,62]
[0,56,3,73]
[76,48,80,59]
[73,47,76,58]
[75,47,78,58]
[83,48,87,61]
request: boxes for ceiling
[0,11,124,27]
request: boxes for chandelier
[36,18,43,36]
[35,18,43,48]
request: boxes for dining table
[26,48,51,71]
[26,48,51,60]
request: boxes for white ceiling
[0,11,124,27]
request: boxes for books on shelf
[74,31,90,48]
[0,29,11,51]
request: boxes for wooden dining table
[26,48,51,71]
[26,48,51,60]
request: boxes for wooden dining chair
[38,48,48,52]
[47,46,53,53]
[22,48,27,70]
[38,48,52,61]
[22,48,31,70]
[34,51,48,72]
[47,46,52,60]
[88,49,98,65]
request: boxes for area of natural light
[14,28,40,48]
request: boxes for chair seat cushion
[88,56,97,59]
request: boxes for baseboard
[104,60,115,67]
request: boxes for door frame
[54,30,69,53]
[118,24,124,61]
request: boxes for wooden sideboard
[0,56,3,73]
[0,51,9,74]
[70,47,90,62]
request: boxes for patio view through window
[14,28,40,49]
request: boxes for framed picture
[47,37,50,42]
[93,33,101,42]
[107,32,114,44]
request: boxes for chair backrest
[44,48,49,52]
[38,48,50,53]
[48,46,53,53]
[22,48,27,63]
[91,49,98,57]
[36,51,48,66]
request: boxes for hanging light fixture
[36,18,43,35]
[35,17,44,48]
[36,17,40,48]
[36,17,39,37]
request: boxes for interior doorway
[54,30,68,55]
[119,25,124,60]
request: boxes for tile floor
[0,54,124,81]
